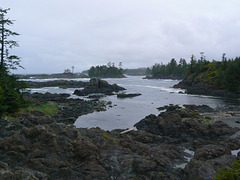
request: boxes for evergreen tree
[0,8,26,117]
[0,8,21,72]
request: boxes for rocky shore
[117,93,142,98]
[23,92,109,125]
[144,75,182,80]
[173,77,240,98]
[74,78,125,96]
[25,80,89,89]
[0,103,240,179]
[17,73,88,79]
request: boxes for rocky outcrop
[25,80,88,88]
[117,93,142,98]
[23,92,108,124]
[17,73,88,79]
[23,92,71,102]
[135,105,238,141]
[173,78,240,98]
[0,111,184,179]
[53,99,107,123]
[74,78,125,96]
[143,75,182,80]
[183,104,215,113]
[0,104,239,179]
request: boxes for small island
[88,62,125,78]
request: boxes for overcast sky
[2,0,240,74]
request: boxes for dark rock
[18,73,88,79]
[194,145,230,161]
[183,104,215,113]
[25,80,88,88]
[135,106,238,141]
[183,155,237,180]
[157,104,181,112]
[74,78,125,96]
[87,94,105,99]
[143,75,182,80]
[174,78,240,98]
[23,92,70,102]
[117,93,141,98]
[0,104,239,179]
[23,92,108,124]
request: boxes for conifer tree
[0,8,21,72]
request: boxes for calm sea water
[24,76,240,130]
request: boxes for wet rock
[25,80,88,88]
[24,92,70,102]
[18,73,88,79]
[194,145,231,161]
[0,104,239,179]
[74,78,125,96]
[87,94,105,99]
[183,155,236,180]
[183,104,215,113]
[117,93,142,98]
[174,78,240,98]
[135,106,238,141]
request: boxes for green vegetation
[0,72,28,116]
[88,62,124,78]
[0,8,27,117]
[124,68,148,76]
[5,103,59,120]
[25,104,59,115]
[147,58,188,79]
[187,54,240,94]
[214,160,240,180]
[200,118,211,123]
[148,53,240,94]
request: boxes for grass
[25,104,59,115]
[200,118,211,123]
[4,103,59,120]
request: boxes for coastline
[0,102,239,179]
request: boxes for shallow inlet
[74,76,240,130]
[23,76,240,130]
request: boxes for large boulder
[134,106,238,141]
[117,93,141,98]
[183,155,237,180]
[74,78,125,96]
[25,80,88,88]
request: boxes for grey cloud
[2,0,240,73]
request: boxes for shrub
[214,160,240,180]
[0,72,27,117]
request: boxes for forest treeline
[88,62,124,78]
[146,58,188,79]
[187,54,240,94]
[147,54,240,94]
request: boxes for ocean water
[24,76,240,130]
[75,76,240,130]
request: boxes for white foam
[231,149,240,156]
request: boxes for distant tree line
[146,58,188,79]
[88,62,124,78]
[147,53,240,93]
[187,54,240,93]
